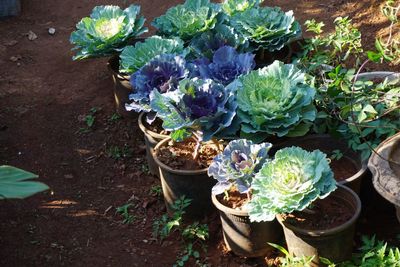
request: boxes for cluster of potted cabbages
[69,0,395,264]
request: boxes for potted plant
[129,53,190,176]
[69,4,148,117]
[247,146,361,265]
[151,77,239,219]
[208,139,282,257]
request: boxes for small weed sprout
[152,196,209,266]
[116,203,135,224]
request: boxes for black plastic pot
[107,55,135,118]
[211,194,282,257]
[271,134,368,195]
[276,184,361,266]
[138,112,168,178]
[153,138,216,220]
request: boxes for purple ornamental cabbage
[150,78,237,141]
[125,54,188,113]
[208,139,271,195]
[191,46,255,85]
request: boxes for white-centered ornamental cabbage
[70,5,147,60]
[247,146,337,222]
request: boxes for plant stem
[191,131,203,161]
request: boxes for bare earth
[0,1,399,266]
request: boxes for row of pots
[108,55,398,264]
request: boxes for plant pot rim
[153,137,209,175]
[138,112,170,140]
[275,134,368,185]
[107,55,130,81]
[276,184,361,237]
[368,131,400,206]
[357,71,399,81]
[211,192,250,217]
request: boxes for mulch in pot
[156,138,219,170]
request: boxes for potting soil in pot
[330,157,359,182]
[156,139,219,170]
[282,196,354,230]
[217,189,248,210]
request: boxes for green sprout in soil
[79,107,99,133]
[106,144,133,160]
[149,184,162,197]
[116,203,135,224]
[108,113,122,123]
[152,196,209,267]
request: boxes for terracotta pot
[272,134,367,195]
[276,184,361,266]
[211,194,282,257]
[153,138,216,220]
[107,55,135,118]
[138,112,168,177]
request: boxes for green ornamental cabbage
[247,147,337,222]
[119,36,187,74]
[236,60,317,140]
[230,6,301,51]
[152,0,220,41]
[70,5,147,60]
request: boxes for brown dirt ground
[0,0,399,266]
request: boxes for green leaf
[0,166,49,199]
[171,129,192,142]
[119,36,186,74]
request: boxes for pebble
[48,28,56,35]
[27,30,38,41]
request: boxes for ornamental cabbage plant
[125,54,189,113]
[189,24,248,59]
[150,78,237,142]
[208,139,271,195]
[70,5,147,60]
[152,0,220,41]
[190,46,255,85]
[229,6,301,51]
[236,60,317,140]
[247,146,337,222]
[119,36,187,74]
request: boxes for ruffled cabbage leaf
[126,54,189,113]
[70,5,147,60]
[189,24,249,59]
[208,139,271,195]
[150,78,237,141]
[189,46,255,85]
[247,146,337,222]
[119,36,187,74]
[236,60,316,141]
[152,0,220,41]
[230,6,301,51]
